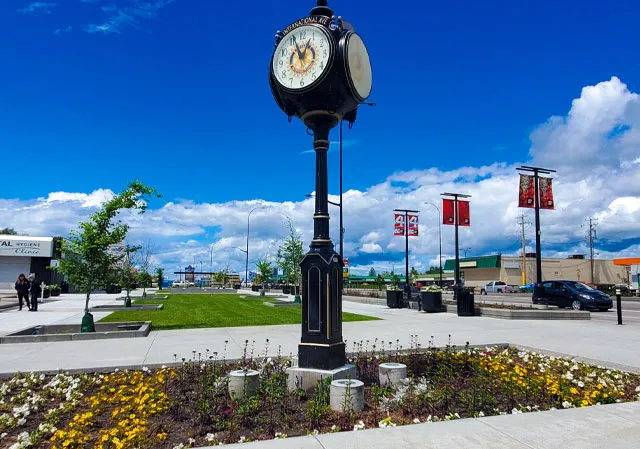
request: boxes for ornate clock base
[298,341,346,370]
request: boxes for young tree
[276,218,304,295]
[52,181,159,331]
[0,227,18,235]
[118,245,140,306]
[255,258,273,297]
[369,267,376,277]
[410,267,419,284]
[155,267,165,290]
[137,271,153,297]
[375,274,385,291]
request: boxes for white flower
[309,429,319,435]
[238,436,247,443]
[413,418,421,423]
[205,433,217,442]
[478,411,485,417]
[353,420,365,431]
[562,401,572,409]
[188,437,196,445]
[565,372,574,380]
[578,381,585,388]
[511,408,522,414]
[330,424,338,432]
[172,444,185,449]
[274,432,288,439]
[635,386,640,393]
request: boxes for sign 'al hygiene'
[0,236,54,257]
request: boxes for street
[460,293,640,324]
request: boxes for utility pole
[587,217,597,284]
[518,215,527,285]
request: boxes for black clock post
[269,0,372,389]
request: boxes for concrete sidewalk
[2,291,640,448]
[212,401,640,449]
[1,291,640,374]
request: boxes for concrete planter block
[330,379,364,412]
[228,369,260,398]
[378,362,407,386]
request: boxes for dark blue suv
[532,280,613,311]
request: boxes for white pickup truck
[479,281,514,295]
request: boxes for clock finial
[310,0,333,17]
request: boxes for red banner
[407,214,419,236]
[443,199,455,225]
[518,174,535,208]
[458,201,470,226]
[539,177,555,210]
[394,213,405,236]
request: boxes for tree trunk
[84,291,90,314]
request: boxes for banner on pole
[458,201,470,226]
[394,213,405,236]
[408,214,419,236]
[518,174,535,208]
[343,257,349,266]
[442,199,455,225]
[538,177,555,210]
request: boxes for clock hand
[293,37,304,61]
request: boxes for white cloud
[17,2,56,14]
[360,243,382,254]
[54,25,72,34]
[1,77,639,279]
[85,0,175,34]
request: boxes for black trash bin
[456,288,475,316]
[386,290,403,308]
[421,291,443,313]
[60,281,69,294]
[282,285,291,294]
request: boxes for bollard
[616,288,622,325]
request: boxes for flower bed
[1,340,640,448]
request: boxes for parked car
[519,282,537,293]
[172,281,195,288]
[532,280,613,311]
[479,281,514,295]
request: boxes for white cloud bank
[1,77,639,277]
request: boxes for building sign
[504,261,521,269]
[0,236,53,258]
[185,265,195,282]
[393,213,405,236]
[460,261,477,268]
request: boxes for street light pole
[245,206,265,288]
[424,202,442,285]
[339,119,344,260]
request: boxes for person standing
[27,273,41,312]
[14,274,31,311]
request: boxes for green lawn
[99,294,379,330]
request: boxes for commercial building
[443,255,629,289]
[0,235,61,289]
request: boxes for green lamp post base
[81,312,95,333]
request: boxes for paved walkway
[1,290,640,447]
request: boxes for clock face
[272,25,332,91]
[345,33,372,100]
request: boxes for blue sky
[1,0,639,277]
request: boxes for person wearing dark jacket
[27,274,41,312]
[14,273,31,311]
